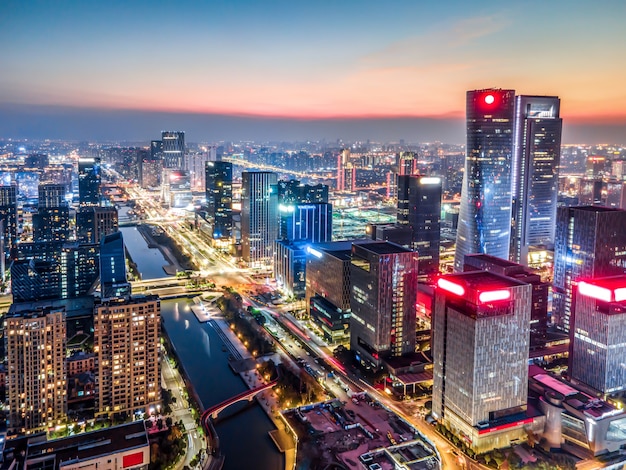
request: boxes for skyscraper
[570,276,626,394]
[33,183,70,242]
[205,160,233,241]
[100,231,130,299]
[78,157,101,206]
[510,95,562,265]
[432,271,531,452]
[454,89,515,272]
[6,304,67,432]
[0,184,18,258]
[349,242,418,368]
[161,131,185,169]
[241,171,278,268]
[398,151,417,176]
[397,175,442,276]
[76,206,119,244]
[278,203,333,244]
[553,206,626,332]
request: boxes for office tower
[397,175,442,276]
[6,305,67,432]
[33,183,70,242]
[464,253,549,339]
[13,242,100,299]
[306,242,357,343]
[161,169,192,209]
[278,203,333,244]
[205,160,233,241]
[76,206,119,244]
[432,271,531,452]
[570,276,626,394]
[510,96,562,265]
[553,206,626,332]
[586,156,608,178]
[24,153,49,169]
[365,223,412,248]
[161,131,185,169]
[100,231,130,298]
[94,295,161,417]
[11,259,62,301]
[274,240,307,298]
[0,184,18,255]
[454,89,515,272]
[277,180,329,204]
[150,139,163,160]
[398,151,417,176]
[578,178,604,205]
[241,171,278,268]
[78,157,101,206]
[349,242,418,368]
[185,151,212,191]
[337,149,349,191]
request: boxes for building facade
[553,206,626,332]
[205,160,233,241]
[241,171,278,268]
[397,175,442,276]
[349,242,418,368]
[510,95,562,265]
[94,295,161,417]
[432,271,532,452]
[454,89,515,272]
[78,157,101,206]
[6,306,67,432]
[161,131,185,169]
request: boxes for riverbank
[136,224,184,275]
[207,316,295,470]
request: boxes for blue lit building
[205,160,233,242]
[274,240,307,299]
[100,231,130,299]
[78,157,101,206]
[279,202,332,244]
[454,89,515,272]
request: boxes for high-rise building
[305,241,357,343]
[397,175,442,276]
[0,184,18,260]
[205,161,233,241]
[140,145,162,188]
[398,151,417,176]
[274,240,307,299]
[76,206,119,244]
[510,95,562,265]
[100,231,130,299]
[161,131,185,169]
[78,157,101,206]
[454,89,515,272]
[463,253,549,339]
[570,276,626,395]
[241,171,278,268]
[33,183,70,242]
[11,259,62,302]
[553,206,626,332]
[278,203,333,244]
[185,150,214,191]
[161,169,192,209]
[432,271,531,452]
[94,295,161,417]
[6,304,67,432]
[349,242,418,368]
[277,180,329,204]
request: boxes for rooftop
[440,270,527,292]
[354,241,413,255]
[465,253,519,268]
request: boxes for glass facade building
[78,157,101,206]
[397,175,442,276]
[205,160,233,241]
[100,231,130,299]
[161,131,185,169]
[510,96,562,265]
[349,242,418,368]
[241,171,278,268]
[455,89,515,272]
[553,206,626,332]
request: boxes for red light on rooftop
[578,281,612,302]
[484,94,495,105]
[437,278,465,297]
[478,290,511,304]
[614,288,626,302]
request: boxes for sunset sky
[1,0,625,142]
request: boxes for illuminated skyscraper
[78,157,101,206]
[432,271,531,452]
[397,175,442,276]
[205,161,233,241]
[161,131,185,169]
[510,95,562,265]
[0,184,18,253]
[454,89,515,272]
[76,206,119,244]
[349,242,418,368]
[398,151,417,176]
[553,206,626,332]
[100,231,130,299]
[33,183,70,242]
[241,171,278,268]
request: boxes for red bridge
[201,378,278,422]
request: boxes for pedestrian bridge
[201,378,278,421]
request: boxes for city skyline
[2,0,626,143]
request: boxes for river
[122,227,283,470]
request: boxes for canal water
[122,228,282,470]
[120,226,173,280]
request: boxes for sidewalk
[212,319,296,470]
